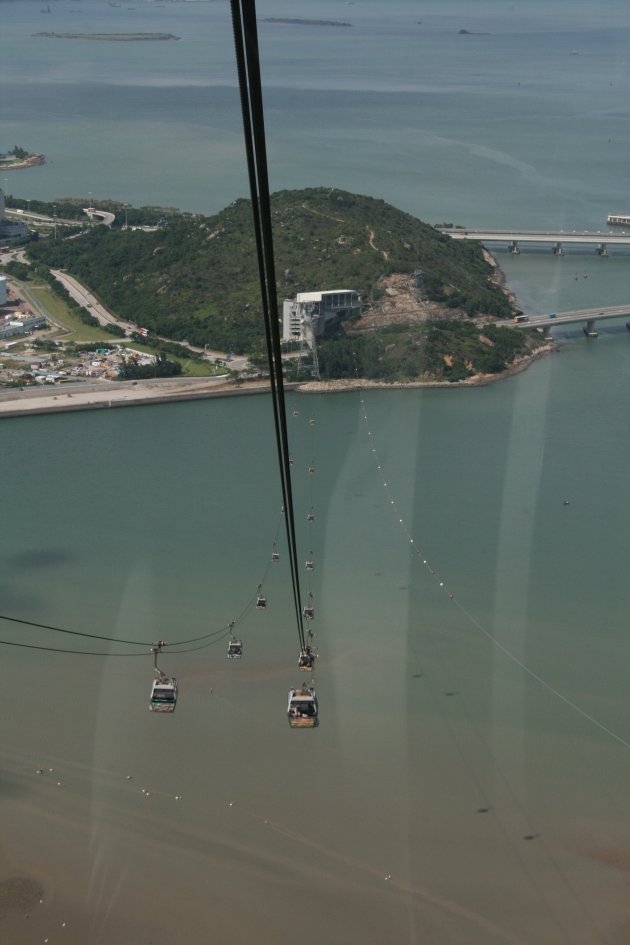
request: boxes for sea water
[1,2,630,943]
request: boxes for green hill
[28,188,514,356]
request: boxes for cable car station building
[282,290,361,346]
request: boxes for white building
[282,289,361,346]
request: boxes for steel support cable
[0,509,284,649]
[0,612,234,649]
[230,0,293,624]
[166,629,232,655]
[0,613,152,646]
[0,637,151,657]
[230,0,305,651]
[231,0,304,650]
[0,628,231,658]
[307,417,317,600]
[0,513,280,651]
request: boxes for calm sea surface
[2,2,630,943]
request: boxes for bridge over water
[444,227,630,256]
[507,304,630,338]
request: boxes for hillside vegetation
[28,188,513,355]
[317,320,545,384]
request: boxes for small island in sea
[33,32,180,42]
[0,147,45,170]
[262,18,352,28]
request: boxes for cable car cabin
[287,687,318,727]
[298,647,316,672]
[303,603,314,619]
[256,593,267,609]
[227,638,243,660]
[305,559,314,571]
[149,676,178,713]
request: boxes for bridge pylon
[583,320,598,338]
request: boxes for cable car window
[2,0,629,942]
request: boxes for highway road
[50,270,249,370]
[52,269,133,331]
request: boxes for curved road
[52,269,134,331]
[50,270,249,370]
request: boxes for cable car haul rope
[231,0,318,727]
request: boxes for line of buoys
[354,364,630,755]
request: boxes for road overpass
[83,207,115,226]
[444,227,630,256]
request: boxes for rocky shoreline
[0,153,45,170]
[297,343,556,394]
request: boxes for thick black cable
[0,613,152,646]
[230,0,296,638]
[0,638,150,657]
[241,7,306,649]
[166,629,231,655]
[166,623,233,647]
[0,630,231,657]
[230,0,303,648]
[231,0,306,651]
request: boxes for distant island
[33,32,180,41]
[0,147,45,170]
[262,18,352,28]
